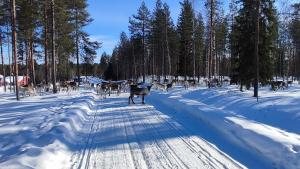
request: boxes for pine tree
[17,0,41,86]
[194,13,205,80]
[290,3,300,79]
[0,0,7,92]
[177,0,194,80]
[11,0,20,100]
[99,52,110,78]
[81,35,101,79]
[205,0,218,79]
[229,0,240,85]
[234,0,278,90]
[151,1,175,80]
[215,12,229,82]
[50,0,57,93]
[129,1,151,83]
[151,0,164,79]
[72,0,92,86]
[116,32,131,80]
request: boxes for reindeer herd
[17,77,297,103]
[19,81,79,97]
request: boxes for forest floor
[0,84,299,169]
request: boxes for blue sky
[85,0,219,62]
[85,0,298,62]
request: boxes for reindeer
[67,81,77,91]
[100,82,110,97]
[20,84,36,97]
[59,81,69,92]
[271,81,286,91]
[109,82,121,96]
[154,82,166,90]
[187,79,197,88]
[166,80,176,91]
[153,80,175,91]
[128,84,152,104]
[208,78,220,88]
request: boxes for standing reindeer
[166,80,175,91]
[128,84,152,104]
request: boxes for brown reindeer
[67,81,77,91]
[155,82,166,90]
[129,84,152,104]
[109,82,121,96]
[20,84,36,97]
[271,81,286,91]
[166,80,175,91]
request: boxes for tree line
[0,0,300,100]
[0,0,100,99]
[104,0,300,89]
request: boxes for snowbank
[148,87,300,169]
[0,92,100,169]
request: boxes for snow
[0,84,299,168]
[148,85,300,168]
[86,77,104,85]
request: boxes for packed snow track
[0,91,245,169]
[70,94,244,169]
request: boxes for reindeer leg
[142,95,145,104]
[131,95,135,104]
[128,96,131,104]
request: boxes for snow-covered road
[70,95,244,169]
[2,85,300,169]
[0,90,245,169]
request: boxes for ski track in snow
[66,93,244,169]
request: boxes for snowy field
[0,85,299,169]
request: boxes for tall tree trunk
[25,41,29,84]
[192,0,196,80]
[75,0,80,86]
[152,40,155,81]
[165,12,171,79]
[7,27,12,92]
[44,0,49,87]
[0,31,6,92]
[142,21,146,83]
[11,0,19,100]
[132,40,137,81]
[209,0,216,79]
[51,0,57,93]
[184,44,187,81]
[30,40,36,86]
[161,39,165,79]
[254,0,260,99]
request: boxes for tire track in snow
[116,108,139,169]
[123,105,169,169]
[135,106,190,169]
[128,106,186,169]
[121,106,151,169]
[83,101,102,169]
[69,94,244,169]
[145,105,244,169]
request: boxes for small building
[5,75,30,86]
